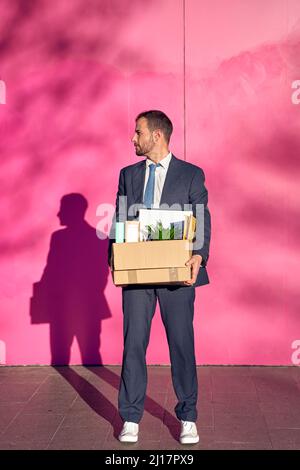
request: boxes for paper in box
[112,240,192,286]
[138,208,193,241]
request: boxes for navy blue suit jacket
[108,154,211,287]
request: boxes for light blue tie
[143,163,160,209]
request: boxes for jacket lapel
[159,154,183,205]
[132,160,146,203]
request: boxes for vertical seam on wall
[183,0,186,161]
[286,0,289,35]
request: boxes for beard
[134,146,144,156]
[134,136,155,156]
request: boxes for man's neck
[146,150,170,164]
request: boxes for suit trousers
[119,284,198,424]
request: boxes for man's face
[132,118,155,156]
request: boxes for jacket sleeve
[108,169,125,266]
[189,168,211,266]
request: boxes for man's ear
[153,129,162,143]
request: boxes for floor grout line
[0,372,52,438]
[44,394,79,450]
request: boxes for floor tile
[0,403,25,431]
[0,383,41,403]
[1,412,64,444]
[211,375,257,394]
[263,412,300,430]
[269,429,300,450]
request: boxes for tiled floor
[0,365,300,450]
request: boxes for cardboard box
[113,267,191,285]
[112,240,192,286]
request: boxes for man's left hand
[184,255,202,286]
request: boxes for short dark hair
[136,110,173,144]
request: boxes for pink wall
[1,0,300,365]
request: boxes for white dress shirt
[142,152,172,208]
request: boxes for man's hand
[184,255,202,286]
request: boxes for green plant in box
[146,220,175,240]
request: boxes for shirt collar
[146,152,172,169]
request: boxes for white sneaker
[180,420,199,444]
[118,421,139,443]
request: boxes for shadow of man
[31,193,111,365]
[86,366,180,440]
[30,194,179,441]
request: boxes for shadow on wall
[29,192,181,437]
[30,193,111,365]
[0,0,151,259]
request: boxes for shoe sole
[180,436,199,444]
[118,436,138,443]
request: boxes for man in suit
[108,110,211,444]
